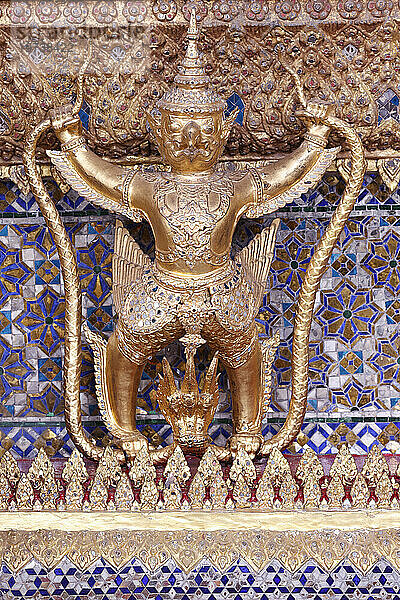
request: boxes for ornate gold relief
[351,473,369,509]
[28,448,59,509]
[2,515,400,574]
[330,443,358,485]
[1,17,400,162]
[157,353,220,450]
[0,444,398,512]
[22,11,365,465]
[377,158,400,192]
[15,474,34,510]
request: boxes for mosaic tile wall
[1,171,400,458]
[2,556,400,600]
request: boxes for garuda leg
[105,332,147,457]
[105,318,185,461]
[203,319,263,458]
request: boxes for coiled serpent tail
[260,115,365,455]
[23,46,124,463]
[23,121,107,461]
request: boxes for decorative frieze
[1,443,400,512]
[1,16,400,161]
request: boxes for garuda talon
[47,13,340,462]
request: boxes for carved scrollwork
[1,19,400,162]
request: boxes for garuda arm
[47,105,143,221]
[245,105,340,218]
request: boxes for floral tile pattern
[271,236,313,296]
[0,341,33,416]
[15,288,66,354]
[362,230,400,293]
[315,281,381,346]
[77,237,112,304]
[0,242,31,303]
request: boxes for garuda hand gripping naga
[24,12,365,465]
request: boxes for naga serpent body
[260,115,365,455]
[22,54,114,463]
[23,78,365,464]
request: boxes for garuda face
[148,111,233,174]
[145,16,236,175]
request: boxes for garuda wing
[238,218,280,312]
[211,219,280,336]
[245,147,340,218]
[47,149,143,222]
[112,220,151,316]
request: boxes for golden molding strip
[1,509,400,532]
[0,0,398,28]
[0,158,398,197]
[1,513,400,573]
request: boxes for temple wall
[1,2,400,598]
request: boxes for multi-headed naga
[24,12,365,464]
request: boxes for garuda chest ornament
[141,168,246,268]
[23,9,365,466]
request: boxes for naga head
[157,352,220,450]
[147,10,238,174]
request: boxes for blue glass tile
[78,98,92,131]
[225,93,245,125]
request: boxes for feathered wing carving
[238,220,280,413]
[245,147,340,218]
[112,220,151,315]
[239,218,280,311]
[84,221,151,439]
[47,149,142,221]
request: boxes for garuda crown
[156,9,226,115]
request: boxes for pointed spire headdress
[157,10,226,115]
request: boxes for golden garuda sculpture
[23,11,365,464]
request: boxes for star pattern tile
[315,281,381,346]
[362,230,400,294]
[2,556,400,599]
